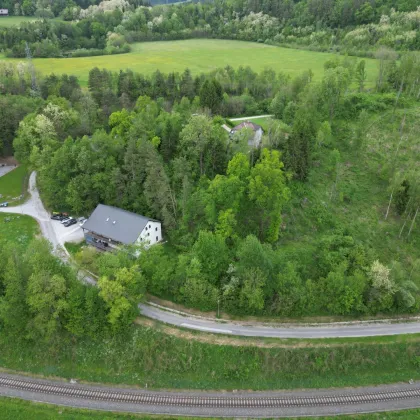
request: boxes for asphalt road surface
[140,303,420,338]
[0,372,420,418]
[0,172,84,253]
[4,172,420,339]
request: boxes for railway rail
[1,373,420,417]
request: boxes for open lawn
[0,165,28,203]
[0,16,62,27]
[0,16,38,27]
[0,39,378,86]
[0,213,38,247]
[1,397,420,420]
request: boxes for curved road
[140,302,420,338]
[0,372,420,417]
[3,172,420,339]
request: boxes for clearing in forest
[0,39,378,86]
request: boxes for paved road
[230,114,273,121]
[0,372,419,418]
[5,172,420,339]
[0,172,84,254]
[0,165,15,178]
[140,303,420,338]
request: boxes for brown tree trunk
[408,207,419,237]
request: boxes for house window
[145,227,148,231]
[147,232,150,236]
[156,236,158,241]
[155,227,158,231]
[149,224,151,228]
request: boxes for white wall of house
[137,220,162,246]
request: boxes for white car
[78,217,87,226]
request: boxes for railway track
[1,374,420,417]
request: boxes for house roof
[231,121,263,133]
[83,204,158,244]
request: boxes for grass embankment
[0,213,38,247]
[0,165,28,204]
[1,323,420,390]
[1,39,378,86]
[2,397,420,420]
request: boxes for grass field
[0,40,378,86]
[0,16,39,27]
[0,16,62,27]
[0,165,28,203]
[0,213,39,247]
[2,322,420,391]
[2,397,420,420]
[1,397,420,420]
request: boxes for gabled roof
[231,121,263,133]
[83,204,159,244]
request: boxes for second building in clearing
[82,204,162,251]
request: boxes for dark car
[64,218,77,227]
[0,202,8,207]
[51,212,69,220]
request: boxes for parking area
[51,217,85,245]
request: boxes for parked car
[64,218,77,227]
[78,217,87,226]
[0,202,8,207]
[51,212,68,220]
[60,217,72,224]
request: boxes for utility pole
[25,42,39,96]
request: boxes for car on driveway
[0,202,8,207]
[78,217,87,226]
[64,218,77,227]
[60,216,72,224]
[51,212,69,221]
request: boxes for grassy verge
[1,323,420,391]
[0,213,39,247]
[0,165,28,204]
[1,39,378,86]
[2,397,420,420]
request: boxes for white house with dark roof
[82,204,162,251]
[230,121,263,148]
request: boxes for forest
[1,0,420,58]
[1,37,420,319]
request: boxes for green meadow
[0,16,37,27]
[0,165,28,202]
[0,16,63,27]
[0,213,38,247]
[1,39,378,86]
